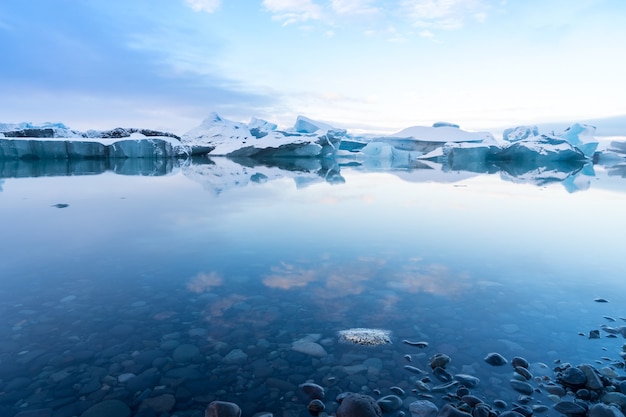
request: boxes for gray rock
[511,356,530,369]
[205,401,242,417]
[336,393,382,417]
[291,341,327,357]
[484,352,508,366]
[80,400,131,417]
[514,366,533,381]
[409,400,439,417]
[590,403,626,417]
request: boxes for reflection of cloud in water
[388,262,470,296]
[263,257,469,299]
[186,271,224,293]
[262,262,317,289]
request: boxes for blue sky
[1,0,625,134]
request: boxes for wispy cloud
[262,0,324,25]
[330,0,380,15]
[400,0,491,29]
[184,0,221,13]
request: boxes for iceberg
[181,113,345,158]
[502,125,539,142]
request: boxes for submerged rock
[336,393,382,417]
[337,328,392,346]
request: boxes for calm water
[1,157,626,417]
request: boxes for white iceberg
[389,122,494,143]
[182,113,345,158]
[337,328,392,346]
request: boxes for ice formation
[337,328,392,346]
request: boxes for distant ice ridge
[181,113,345,157]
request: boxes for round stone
[336,393,382,417]
[510,380,534,395]
[429,353,451,369]
[559,367,587,387]
[554,401,587,415]
[205,401,242,417]
[511,356,529,369]
[300,382,325,400]
[377,395,403,412]
[308,399,325,416]
[589,403,626,417]
[455,374,480,388]
[409,400,439,417]
[484,352,507,366]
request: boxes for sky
[1,0,625,135]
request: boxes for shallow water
[1,158,626,417]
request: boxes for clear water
[1,158,626,417]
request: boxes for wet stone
[554,401,587,415]
[579,364,603,391]
[589,403,626,417]
[300,382,325,400]
[429,353,451,370]
[510,380,534,395]
[493,400,507,409]
[205,401,242,417]
[433,367,453,383]
[559,367,587,387]
[484,352,508,366]
[455,374,480,388]
[409,400,438,417]
[336,393,382,417]
[512,357,530,369]
[512,404,533,417]
[499,412,526,417]
[514,366,533,381]
[473,404,491,417]
[223,349,248,365]
[377,395,403,412]
[308,399,325,416]
[602,392,626,409]
[460,395,483,407]
[438,404,472,417]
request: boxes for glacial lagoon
[1,156,626,417]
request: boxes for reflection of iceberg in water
[182,156,344,194]
[0,158,179,178]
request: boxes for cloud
[330,0,380,15]
[184,0,221,13]
[400,0,491,29]
[262,0,323,25]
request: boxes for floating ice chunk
[182,113,345,157]
[337,328,392,346]
[291,115,336,134]
[498,136,587,162]
[503,125,539,142]
[556,123,598,157]
[388,125,494,143]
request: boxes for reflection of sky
[0,168,625,296]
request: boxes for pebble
[205,401,242,417]
[509,380,534,395]
[429,353,451,369]
[377,395,403,412]
[336,393,382,417]
[511,356,529,369]
[589,403,626,417]
[139,394,176,413]
[559,367,587,387]
[222,349,248,364]
[514,366,533,380]
[454,374,480,388]
[299,382,325,400]
[409,400,439,417]
[554,401,587,415]
[291,341,327,358]
[403,340,429,348]
[437,404,471,417]
[308,399,325,416]
[433,367,453,383]
[484,352,508,366]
